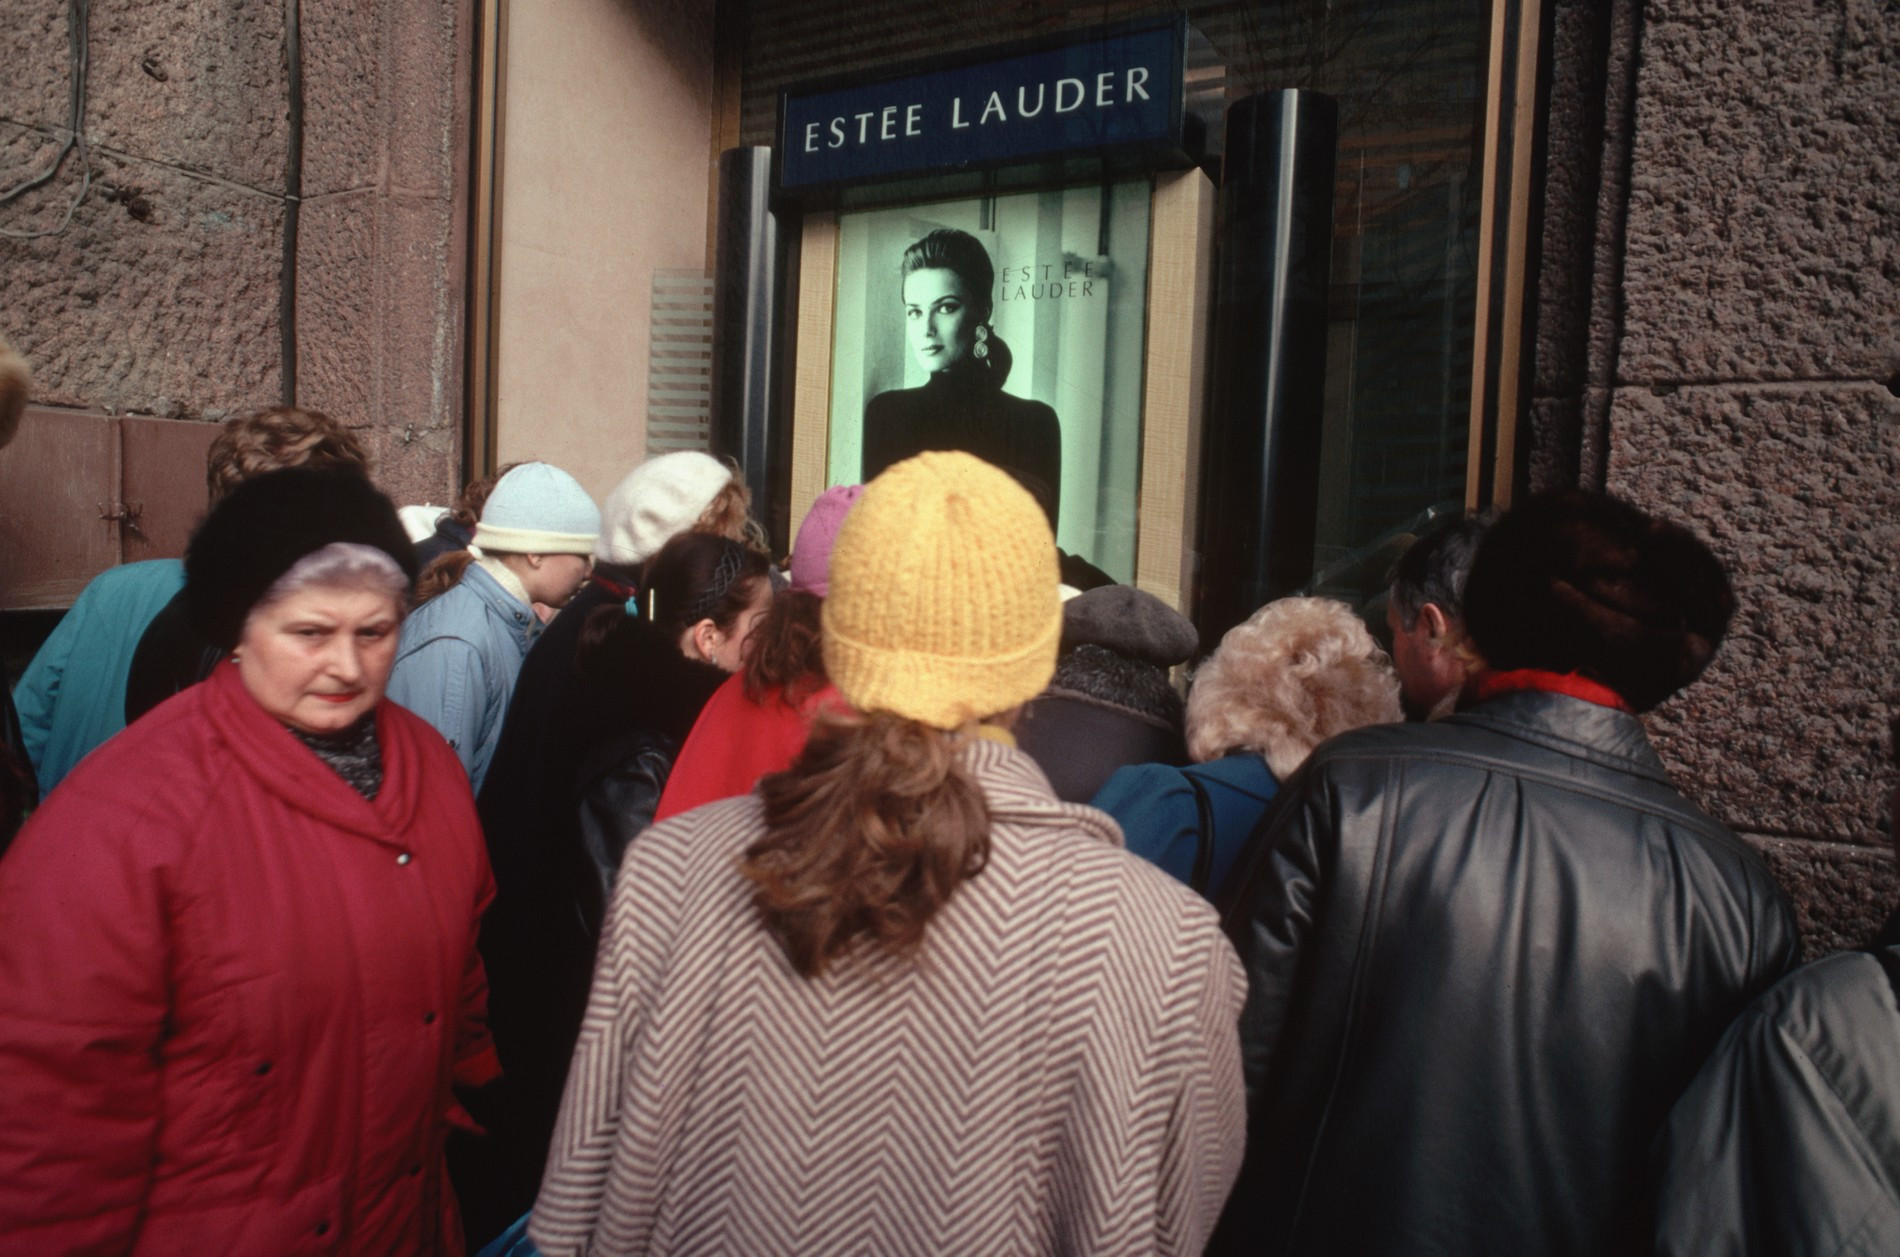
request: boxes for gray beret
[1060,585,1199,668]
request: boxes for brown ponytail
[412,550,474,607]
[742,711,991,978]
[741,589,826,705]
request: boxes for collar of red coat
[1475,667,1634,713]
[202,660,436,844]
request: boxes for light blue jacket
[13,559,186,792]
[385,563,540,792]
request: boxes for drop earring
[973,323,990,364]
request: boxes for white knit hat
[471,462,601,555]
[596,451,734,564]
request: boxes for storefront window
[745,0,1491,607]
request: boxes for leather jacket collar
[1454,688,1670,784]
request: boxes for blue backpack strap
[1185,769,1217,896]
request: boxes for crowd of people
[0,364,1895,1255]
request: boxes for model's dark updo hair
[900,228,1013,385]
[1463,489,1735,713]
[902,228,994,320]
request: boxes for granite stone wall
[0,0,471,509]
[1533,0,1899,951]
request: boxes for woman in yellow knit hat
[521,451,1246,1256]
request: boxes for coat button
[255,1060,273,1075]
[315,1219,331,1235]
[423,1011,437,1024]
[397,851,413,866]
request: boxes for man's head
[205,407,371,502]
[1387,514,1492,720]
[1462,490,1734,713]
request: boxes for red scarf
[1475,668,1633,713]
[590,571,640,600]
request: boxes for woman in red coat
[0,467,499,1254]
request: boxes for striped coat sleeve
[529,815,692,1255]
[1154,909,1249,1254]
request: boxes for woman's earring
[973,323,990,362]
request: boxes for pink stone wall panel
[364,421,459,511]
[1619,0,1898,383]
[1750,837,1900,957]
[294,0,468,505]
[85,0,289,192]
[1606,384,1899,850]
[0,4,74,129]
[0,147,282,418]
[1,0,469,602]
[378,194,462,434]
[294,190,378,424]
[299,0,380,197]
[385,2,462,200]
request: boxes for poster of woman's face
[828,183,1151,583]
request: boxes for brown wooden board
[0,408,121,609]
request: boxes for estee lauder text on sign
[800,68,1154,154]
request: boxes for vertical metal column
[1194,90,1338,647]
[709,146,791,550]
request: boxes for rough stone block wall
[0,0,469,514]
[1535,0,1899,951]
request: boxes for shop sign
[779,20,1185,190]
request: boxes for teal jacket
[386,562,540,792]
[1090,753,1280,900]
[13,560,186,792]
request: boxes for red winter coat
[652,673,846,823]
[0,660,499,1256]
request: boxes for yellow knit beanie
[822,451,1061,729]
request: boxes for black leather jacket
[1213,690,1801,1257]
[573,729,676,937]
[1653,945,1900,1256]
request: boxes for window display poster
[827,182,1151,583]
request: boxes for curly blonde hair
[1186,597,1402,779]
[694,467,772,556]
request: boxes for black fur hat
[185,466,418,649]
[1463,489,1734,712]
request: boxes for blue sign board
[779,21,1186,191]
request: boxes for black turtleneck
[862,365,1062,526]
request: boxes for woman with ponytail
[862,228,1063,527]
[529,452,1245,1257]
[568,532,774,929]
[652,483,861,824]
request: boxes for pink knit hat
[788,484,863,596]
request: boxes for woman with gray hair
[1092,597,1402,901]
[0,467,499,1254]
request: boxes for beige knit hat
[822,451,1061,729]
[595,451,733,564]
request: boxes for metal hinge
[98,500,146,538]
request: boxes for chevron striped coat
[530,736,1247,1255]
